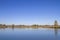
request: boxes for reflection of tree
[54,27,58,36]
[53,27,60,40]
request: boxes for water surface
[0,28,60,40]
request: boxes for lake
[0,28,60,40]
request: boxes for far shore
[0,24,60,29]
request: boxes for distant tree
[12,24,14,28]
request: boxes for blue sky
[0,0,60,25]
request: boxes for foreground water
[0,28,60,40]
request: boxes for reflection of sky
[0,28,60,40]
[0,0,60,25]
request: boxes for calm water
[0,28,60,40]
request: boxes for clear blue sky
[0,0,60,25]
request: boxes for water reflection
[54,28,58,36]
[0,27,59,36]
[53,27,60,40]
[0,27,60,40]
